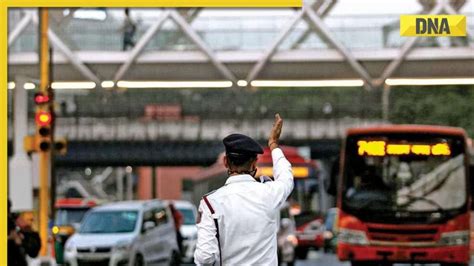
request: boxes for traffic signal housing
[54,138,67,155]
[34,90,53,152]
[35,111,52,152]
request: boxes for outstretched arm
[266,114,294,209]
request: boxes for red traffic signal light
[35,111,52,127]
[34,92,51,105]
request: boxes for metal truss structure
[7,0,474,121]
[8,0,473,85]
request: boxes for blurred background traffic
[6,0,474,265]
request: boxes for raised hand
[268,113,283,150]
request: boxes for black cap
[223,133,263,156]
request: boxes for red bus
[256,146,322,214]
[257,146,325,258]
[337,125,472,266]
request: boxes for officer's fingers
[273,114,281,125]
[275,113,282,124]
[276,119,283,131]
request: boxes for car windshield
[80,210,138,234]
[177,208,195,225]
[343,135,467,219]
[55,208,89,226]
[294,211,321,228]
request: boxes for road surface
[296,251,348,266]
[295,251,474,266]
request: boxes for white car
[167,200,198,263]
[64,200,180,266]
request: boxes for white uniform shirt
[194,148,294,265]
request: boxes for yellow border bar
[5,0,302,7]
[1,2,7,265]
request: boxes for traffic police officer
[194,114,294,265]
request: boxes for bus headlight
[439,231,469,246]
[339,229,368,245]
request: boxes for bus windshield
[342,134,467,222]
[55,208,89,226]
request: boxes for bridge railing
[8,10,474,53]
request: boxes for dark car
[294,211,324,259]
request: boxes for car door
[150,207,173,263]
[163,206,178,258]
[139,207,157,263]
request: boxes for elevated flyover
[6,1,474,166]
[7,1,474,88]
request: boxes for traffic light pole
[49,46,57,224]
[38,8,50,257]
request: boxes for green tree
[390,85,474,137]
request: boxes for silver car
[64,200,180,266]
[277,204,297,265]
[171,200,198,263]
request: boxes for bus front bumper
[338,243,469,264]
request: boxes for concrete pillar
[116,168,124,201]
[9,76,33,211]
[126,167,133,200]
[137,167,152,200]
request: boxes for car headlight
[65,240,76,253]
[338,229,368,245]
[184,233,197,241]
[286,234,298,246]
[114,240,132,253]
[439,231,469,246]
[323,231,334,240]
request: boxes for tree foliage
[389,85,474,137]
